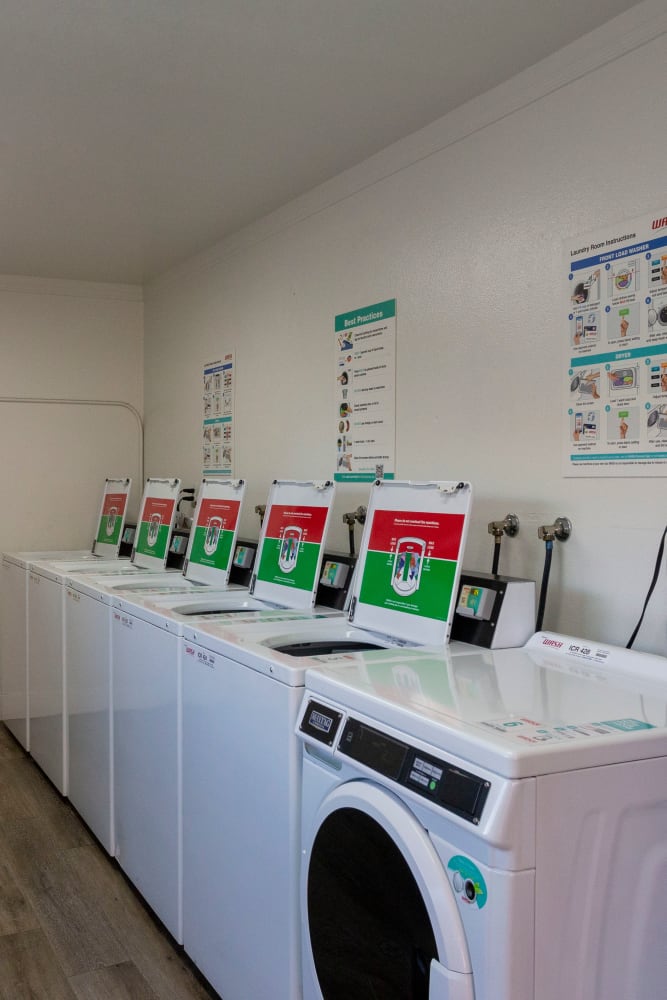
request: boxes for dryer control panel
[300,699,490,825]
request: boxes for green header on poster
[334,472,396,483]
[335,299,396,333]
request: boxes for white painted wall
[0,276,143,552]
[144,1,667,654]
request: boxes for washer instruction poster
[565,208,667,476]
[334,299,396,483]
[358,509,466,620]
[95,490,129,547]
[134,497,175,560]
[256,504,329,590]
[188,497,241,572]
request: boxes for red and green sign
[95,492,128,546]
[358,509,466,620]
[189,498,241,572]
[135,497,175,559]
[257,504,328,591]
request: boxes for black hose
[491,537,501,575]
[348,522,355,557]
[535,540,553,631]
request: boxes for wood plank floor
[0,723,221,1000]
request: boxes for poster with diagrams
[565,208,667,476]
[334,299,396,482]
[202,352,234,476]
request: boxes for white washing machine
[1,548,94,749]
[26,478,180,794]
[297,632,667,1000]
[0,476,133,749]
[179,480,472,1000]
[111,479,340,942]
[64,477,247,858]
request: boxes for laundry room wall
[0,275,143,552]
[144,0,667,654]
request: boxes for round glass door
[307,806,439,999]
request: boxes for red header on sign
[101,493,128,516]
[367,509,465,562]
[141,497,175,523]
[263,504,328,544]
[195,498,240,531]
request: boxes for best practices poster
[334,299,396,482]
[565,208,667,476]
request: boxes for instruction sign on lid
[350,480,472,646]
[251,480,336,610]
[92,478,132,559]
[183,478,246,586]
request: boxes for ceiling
[0,0,639,285]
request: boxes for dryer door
[303,780,474,1000]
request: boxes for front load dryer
[297,633,667,1000]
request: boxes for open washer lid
[91,477,132,558]
[250,479,335,611]
[180,478,246,586]
[348,479,472,646]
[130,477,181,570]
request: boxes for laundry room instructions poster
[202,353,235,476]
[334,300,396,482]
[565,208,667,476]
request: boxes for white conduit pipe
[0,396,144,485]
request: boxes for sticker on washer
[135,497,175,559]
[257,504,329,590]
[189,497,241,571]
[358,509,466,619]
[447,856,487,909]
[95,492,128,546]
[480,716,655,743]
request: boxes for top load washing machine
[109,479,341,942]
[26,478,180,793]
[297,632,667,1000]
[179,479,472,1000]
[0,477,133,748]
[64,477,247,857]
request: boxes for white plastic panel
[65,586,114,854]
[251,480,335,610]
[182,478,246,585]
[349,480,472,645]
[91,477,132,559]
[131,477,181,571]
[0,558,29,747]
[112,611,182,941]
[28,571,67,793]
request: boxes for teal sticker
[598,718,655,732]
[447,855,487,909]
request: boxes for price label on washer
[480,716,654,743]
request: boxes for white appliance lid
[91,477,132,559]
[300,634,667,778]
[131,477,181,570]
[181,478,246,585]
[348,480,472,646]
[250,480,335,610]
